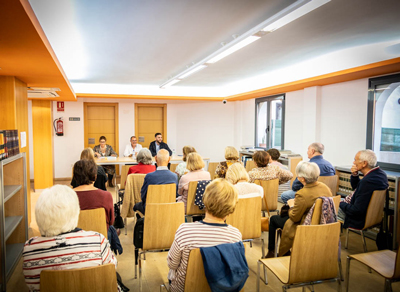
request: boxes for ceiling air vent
[27,87,61,98]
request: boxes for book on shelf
[0,130,20,160]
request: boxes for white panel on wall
[285,90,305,156]
[118,101,135,156]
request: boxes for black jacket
[149,141,172,157]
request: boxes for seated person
[93,136,118,187]
[167,178,242,292]
[71,148,107,191]
[123,135,143,157]
[215,146,240,179]
[134,149,178,214]
[267,148,291,196]
[72,159,114,230]
[175,145,196,179]
[280,142,335,204]
[226,162,263,198]
[23,185,117,292]
[177,152,211,210]
[267,161,332,258]
[127,148,156,175]
[248,151,293,186]
[339,150,388,229]
[149,132,172,157]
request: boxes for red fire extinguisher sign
[57,102,64,112]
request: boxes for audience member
[93,136,118,187]
[167,179,242,292]
[149,133,172,157]
[127,148,156,175]
[71,148,107,191]
[266,148,292,196]
[215,146,240,179]
[267,161,332,258]
[23,185,117,292]
[226,162,263,198]
[177,152,211,210]
[134,149,178,214]
[72,159,114,229]
[280,142,335,204]
[175,146,197,179]
[339,150,388,229]
[248,151,293,185]
[123,135,142,157]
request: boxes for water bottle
[172,149,176,157]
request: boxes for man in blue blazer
[339,150,388,229]
[134,149,178,214]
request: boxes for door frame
[135,103,167,144]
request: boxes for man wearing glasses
[123,136,143,157]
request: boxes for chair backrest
[310,198,323,225]
[143,202,185,250]
[77,208,108,237]
[170,163,178,173]
[332,195,341,214]
[147,183,176,204]
[119,165,131,190]
[40,264,117,292]
[186,181,206,216]
[207,162,219,179]
[363,189,387,230]
[254,179,279,211]
[121,173,146,217]
[245,160,257,172]
[226,196,261,240]
[318,175,338,196]
[288,222,340,284]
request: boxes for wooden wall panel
[0,76,17,129]
[32,100,53,189]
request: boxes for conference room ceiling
[28,0,400,98]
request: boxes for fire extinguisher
[53,117,64,136]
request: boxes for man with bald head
[133,149,178,214]
[281,142,335,204]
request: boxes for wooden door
[135,104,167,148]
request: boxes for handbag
[261,193,271,232]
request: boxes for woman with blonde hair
[215,146,240,178]
[70,147,108,190]
[168,179,242,291]
[226,162,263,198]
[177,152,211,210]
[175,145,197,178]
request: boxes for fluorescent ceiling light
[262,0,330,32]
[179,65,207,79]
[207,36,261,64]
[160,79,180,89]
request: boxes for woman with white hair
[266,161,332,258]
[23,185,117,292]
[226,162,264,198]
[127,148,156,175]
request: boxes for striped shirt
[167,221,242,292]
[23,230,117,292]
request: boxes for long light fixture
[160,0,330,89]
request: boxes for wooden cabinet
[0,153,28,291]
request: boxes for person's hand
[94,152,100,158]
[129,154,133,157]
[351,163,358,176]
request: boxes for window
[367,73,400,171]
[255,94,285,149]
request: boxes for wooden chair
[117,165,131,191]
[170,163,178,173]
[257,222,341,292]
[207,162,219,179]
[346,248,400,292]
[254,179,279,214]
[147,183,176,204]
[77,208,108,238]
[137,202,185,292]
[185,181,206,221]
[40,264,117,292]
[245,160,257,172]
[318,175,339,195]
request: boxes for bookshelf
[0,153,28,291]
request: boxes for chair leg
[345,228,349,249]
[360,231,371,273]
[346,257,351,292]
[139,254,143,292]
[338,257,344,281]
[135,248,139,279]
[261,238,265,258]
[124,218,127,235]
[250,240,253,248]
[385,279,392,292]
[257,260,261,292]
[337,277,342,292]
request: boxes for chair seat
[349,250,396,278]
[259,256,290,284]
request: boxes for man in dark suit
[133,149,177,214]
[339,150,389,229]
[149,133,172,157]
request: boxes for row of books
[0,130,20,161]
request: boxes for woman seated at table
[168,179,242,291]
[266,161,332,258]
[175,145,196,179]
[23,185,117,292]
[177,152,210,210]
[226,162,263,198]
[214,146,240,179]
[71,148,107,191]
[127,148,156,175]
[248,151,293,184]
[93,136,118,187]
[72,159,114,230]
